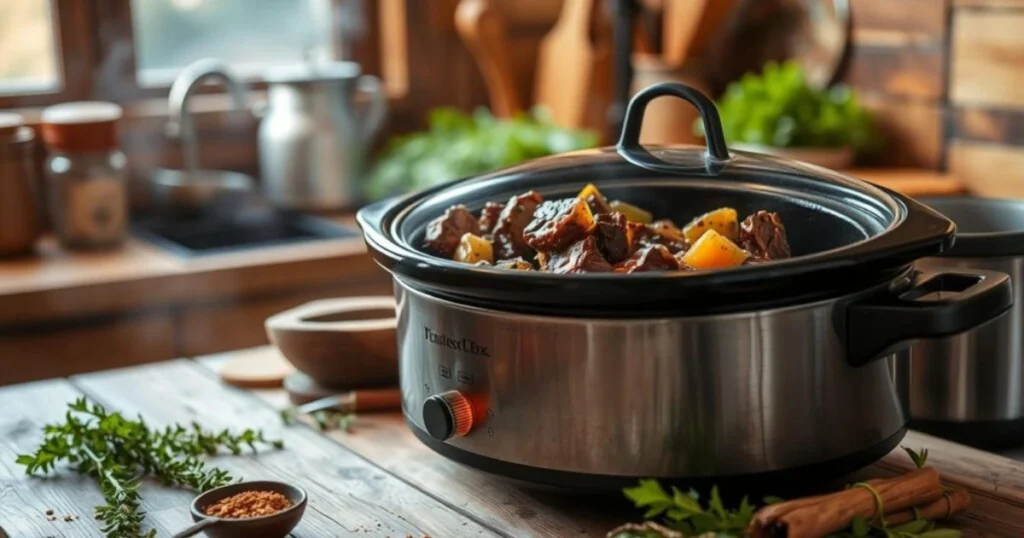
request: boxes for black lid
[920,197,1024,258]
[358,83,955,316]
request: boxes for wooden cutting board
[662,0,740,67]
[534,0,611,132]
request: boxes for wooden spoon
[662,0,739,67]
[534,0,611,132]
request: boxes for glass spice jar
[40,102,128,249]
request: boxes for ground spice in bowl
[203,490,293,519]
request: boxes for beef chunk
[537,236,612,274]
[523,198,596,252]
[423,205,479,258]
[495,257,534,271]
[630,221,689,254]
[478,201,505,236]
[492,191,543,259]
[594,212,631,264]
[615,244,680,273]
[739,211,791,260]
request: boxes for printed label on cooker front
[423,327,490,357]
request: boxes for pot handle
[616,82,730,176]
[845,268,1013,367]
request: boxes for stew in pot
[422,184,791,273]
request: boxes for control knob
[422,390,474,441]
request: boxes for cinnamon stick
[883,487,971,526]
[748,468,944,538]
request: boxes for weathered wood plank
[951,10,1024,107]
[0,380,181,538]
[842,42,946,101]
[200,352,623,537]
[860,96,945,168]
[952,107,1024,146]
[948,140,1024,197]
[72,361,499,538]
[850,0,948,38]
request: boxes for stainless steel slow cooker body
[900,197,1024,448]
[397,278,908,487]
[358,83,1014,488]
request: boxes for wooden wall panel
[948,141,1024,197]
[861,96,945,168]
[951,10,1024,108]
[952,107,1024,145]
[843,43,946,101]
[0,314,175,386]
[850,0,947,37]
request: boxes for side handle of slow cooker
[844,269,1013,367]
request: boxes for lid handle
[616,82,730,175]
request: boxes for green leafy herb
[622,480,752,536]
[16,398,283,538]
[366,107,597,200]
[279,406,356,432]
[699,61,876,151]
[903,446,930,469]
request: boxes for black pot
[356,83,1013,488]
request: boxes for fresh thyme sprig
[16,398,283,538]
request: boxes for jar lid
[41,101,121,152]
[42,102,122,124]
[0,112,24,138]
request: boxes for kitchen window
[130,0,341,87]
[0,0,61,95]
[0,0,405,108]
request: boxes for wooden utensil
[534,0,611,132]
[265,296,398,388]
[455,0,523,118]
[297,387,402,414]
[662,0,739,67]
[218,347,295,389]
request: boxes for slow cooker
[901,197,1024,449]
[357,83,1012,490]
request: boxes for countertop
[0,217,384,327]
[2,346,1022,537]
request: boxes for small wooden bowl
[265,296,398,388]
[181,481,307,538]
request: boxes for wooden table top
[3,350,1024,537]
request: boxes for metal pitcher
[259,62,386,211]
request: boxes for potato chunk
[608,200,653,224]
[681,229,750,269]
[453,233,494,265]
[577,183,612,214]
[683,207,739,243]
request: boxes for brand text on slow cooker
[424,327,490,357]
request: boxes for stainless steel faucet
[165,58,249,174]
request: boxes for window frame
[0,0,407,108]
[0,0,97,108]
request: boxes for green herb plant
[618,447,959,538]
[280,406,356,432]
[701,61,875,152]
[366,107,597,200]
[17,398,283,538]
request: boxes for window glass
[130,0,336,86]
[0,0,61,95]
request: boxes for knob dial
[422,390,474,441]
